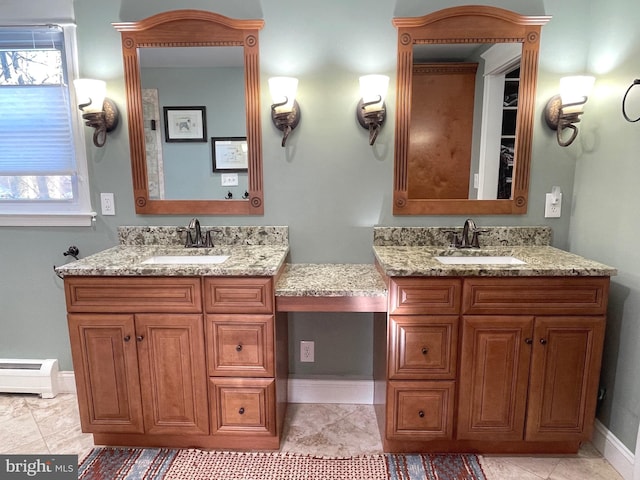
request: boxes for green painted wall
[4,0,638,453]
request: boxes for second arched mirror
[393,6,550,215]
[114,10,264,215]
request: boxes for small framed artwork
[163,106,207,142]
[212,137,249,172]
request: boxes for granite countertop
[373,245,617,277]
[275,264,388,297]
[54,244,289,277]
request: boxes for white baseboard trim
[57,371,76,394]
[592,419,635,480]
[287,378,374,404]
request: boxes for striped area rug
[78,448,487,480]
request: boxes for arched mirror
[114,10,264,215]
[392,6,550,215]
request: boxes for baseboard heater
[0,359,59,398]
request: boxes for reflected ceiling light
[269,77,300,147]
[73,79,119,148]
[544,75,595,147]
[356,74,389,145]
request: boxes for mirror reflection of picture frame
[212,137,248,172]
[163,106,207,142]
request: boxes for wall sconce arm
[544,95,588,147]
[79,98,119,148]
[270,98,300,147]
[356,97,386,145]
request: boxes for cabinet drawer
[65,277,202,313]
[462,277,609,315]
[389,316,458,380]
[209,378,276,436]
[389,278,461,315]
[204,277,273,314]
[387,380,455,440]
[206,315,274,377]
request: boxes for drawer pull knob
[238,407,245,415]
[421,347,429,355]
[124,335,131,342]
[236,344,243,352]
[418,410,425,418]
[540,338,548,345]
[136,335,144,342]
[525,338,533,345]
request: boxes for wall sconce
[73,79,119,148]
[269,77,300,147]
[544,75,595,147]
[356,74,389,145]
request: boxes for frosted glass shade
[359,75,389,113]
[269,77,298,114]
[559,75,595,113]
[74,79,106,113]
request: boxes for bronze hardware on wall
[622,78,640,122]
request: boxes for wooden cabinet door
[526,316,606,442]
[457,315,533,441]
[67,314,144,433]
[135,314,209,435]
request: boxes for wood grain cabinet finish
[68,312,208,435]
[65,275,285,450]
[387,380,455,440]
[204,277,273,314]
[206,314,275,377]
[388,315,458,380]
[383,276,610,454]
[209,378,276,436]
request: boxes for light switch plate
[221,173,239,186]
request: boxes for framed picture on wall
[163,106,207,142]
[212,137,249,172]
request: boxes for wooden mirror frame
[392,6,550,215]
[114,10,265,215]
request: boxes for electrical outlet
[100,193,115,216]
[300,341,314,362]
[544,192,562,218]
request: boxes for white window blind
[0,21,94,226]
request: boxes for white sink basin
[435,256,526,265]
[141,255,230,265]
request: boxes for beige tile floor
[0,393,623,479]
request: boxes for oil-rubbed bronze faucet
[446,218,483,248]
[184,217,213,248]
[461,218,477,248]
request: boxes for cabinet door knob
[238,407,245,415]
[236,344,243,352]
[418,410,425,418]
[136,335,144,342]
[540,338,547,345]
[421,347,429,355]
[124,335,131,342]
[525,338,533,345]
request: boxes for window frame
[0,23,95,227]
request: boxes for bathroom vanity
[373,226,616,454]
[57,226,290,450]
[56,225,616,454]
